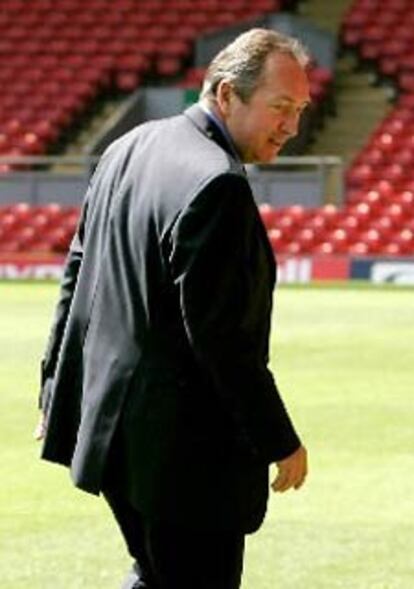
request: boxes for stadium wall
[0,158,344,208]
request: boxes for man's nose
[282,112,300,138]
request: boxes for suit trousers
[103,484,245,589]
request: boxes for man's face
[222,52,310,163]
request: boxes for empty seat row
[0,203,79,253]
[2,196,413,257]
[0,0,288,160]
[259,202,414,256]
[341,0,414,82]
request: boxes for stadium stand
[258,199,414,256]
[0,203,78,253]
[0,0,297,161]
[1,0,413,262]
[0,0,302,255]
[334,0,414,255]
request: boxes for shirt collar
[199,103,242,164]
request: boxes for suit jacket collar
[184,103,243,167]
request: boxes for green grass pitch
[1,281,413,588]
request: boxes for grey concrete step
[298,0,354,32]
[66,100,123,153]
[52,96,127,172]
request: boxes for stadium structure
[0,0,413,284]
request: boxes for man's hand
[33,412,47,441]
[271,445,308,493]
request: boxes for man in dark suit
[36,28,311,588]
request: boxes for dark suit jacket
[40,104,301,533]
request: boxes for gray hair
[200,28,309,104]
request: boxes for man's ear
[215,80,234,117]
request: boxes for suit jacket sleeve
[39,199,88,412]
[169,173,301,463]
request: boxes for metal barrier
[247,156,344,207]
[0,154,344,207]
[0,156,99,206]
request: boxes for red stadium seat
[312,241,336,255]
[346,164,375,188]
[258,204,278,230]
[283,241,303,255]
[294,228,319,250]
[389,229,414,252]
[267,228,286,251]
[347,241,370,255]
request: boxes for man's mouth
[269,138,282,148]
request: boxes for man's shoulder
[103,117,166,155]
[97,110,247,200]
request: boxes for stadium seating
[341,0,414,95]
[3,192,412,258]
[1,0,413,259]
[329,0,412,256]
[0,0,291,158]
[258,201,414,256]
[0,203,78,253]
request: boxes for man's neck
[199,100,224,125]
